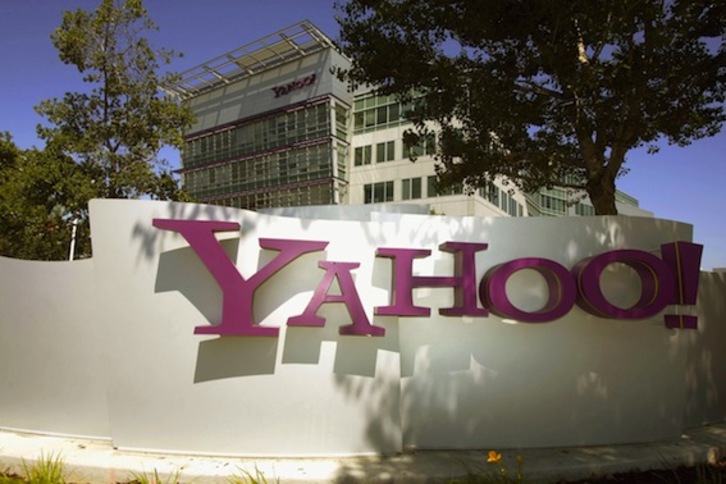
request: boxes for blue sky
[0,1,724,270]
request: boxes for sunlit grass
[21,452,65,484]
[227,466,277,484]
[127,468,182,484]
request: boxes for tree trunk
[586,173,618,215]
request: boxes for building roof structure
[167,21,335,99]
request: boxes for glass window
[354,145,372,166]
[364,110,375,127]
[377,106,388,125]
[376,140,395,163]
[427,176,437,197]
[374,182,384,202]
[376,142,386,163]
[389,103,400,121]
[402,177,422,200]
[576,203,595,216]
[425,133,436,155]
[384,181,394,202]
[487,183,499,205]
[386,140,395,161]
[364,181,394,204]
[405,137,424,157]
[404,133,435,158]
[353,112,364,131]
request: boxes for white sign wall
[0,199,724,457]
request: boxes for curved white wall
[0,258,109,439]
[0,199,723,456]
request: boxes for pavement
[1,423,726,483]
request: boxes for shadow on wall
[682,271,726,427]
[97,200,726,455]
[326,214,714,451]
[9,200,725,455]
[153,234,400,382]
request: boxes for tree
[35,0,194,255]
[0,133,91,260]
[335,0,726,214]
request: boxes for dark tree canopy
[336,0,726,214]
[0,133,92,260]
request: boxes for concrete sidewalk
[1,423,725,483]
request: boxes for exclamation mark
[661,241,703,329]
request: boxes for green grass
[227,466,278,484]
[21,452,65,484]
[2,452,724,483]
[127,468,182,484]
[0,476,23,484]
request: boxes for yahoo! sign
[271,73,317,98]
[153,219,703,337]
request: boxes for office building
[169,21,647,218]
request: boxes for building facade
[170,22,351,210]
[170,21,648,218]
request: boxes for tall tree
[336,0,726,214]
[0,133,91,260]
[35,0,194,255]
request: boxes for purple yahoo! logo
[153,219,703,337]
[271,73,316,98]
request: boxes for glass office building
[168,22,351,210]
[170,21,647,217]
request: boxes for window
[364,110,375,127]
[336,143,348,178]
[354,112,364,130]
[404,137,423,158]
[576,203,595,216]
[487,183,499,206]
[354,145,372,166]
[401,177,422,200]
[404,133,436,158]
[352,94,407,133]
[388,103,400,121]
[335,104,349,139]
[376,106,388,125]
[376,141,395,163]
[509,197,518,216]
[540,194,567,214]
[438,183,463,196]
[425,133,436,155]
[364,181,394,203]
[427,176,437,197]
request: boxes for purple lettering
[152,219,327,336]
[481,258,577,322]
[271,74,317,98]
[661,241,703,329]
[288,261,385,336]
[375,242,488,317]
[154,218,702,335]
[573,249,675,320]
